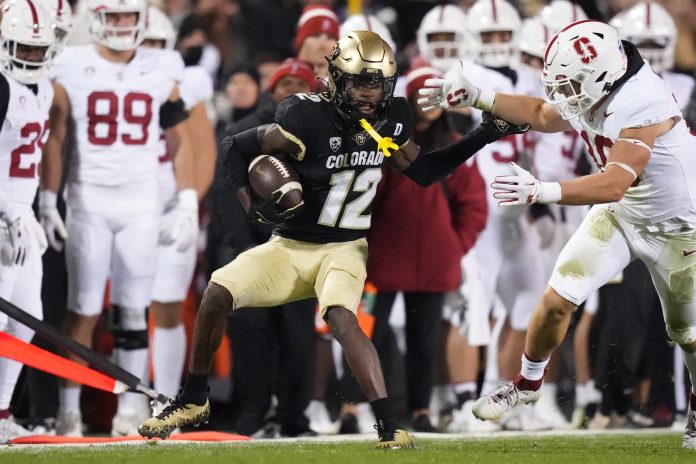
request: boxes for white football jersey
[569,64,696,229]
[51,45,184,213]
[0,73,53,209]
[157,65,214,212]
[662,71,695,111]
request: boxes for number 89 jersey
[271,92,412,243]
[51,45,184,213]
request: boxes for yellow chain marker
[359,118,399,157]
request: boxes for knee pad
[109,304,149,350]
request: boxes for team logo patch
[329,137,342,152]
[353,133,366,145]
[573,37,598,64]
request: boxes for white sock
[114,347,149,416]
[0,320,33,409]
[679,348,696,396]
[520,353,549,381]
[59,386,82,412]
[453,382,477,395]
[153,324,187,398]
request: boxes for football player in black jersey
[140,31,527,448]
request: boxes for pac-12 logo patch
[329,137,342,152]
[573,37,598,64]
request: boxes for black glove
[480,112,531,141]
[248,192,304,225]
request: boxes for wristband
[540,182,562,204]
[177,188,198,210]
[475,89,496,112]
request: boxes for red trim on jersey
[25,0,40,33]
[543,19,601,63]
[491,0,498,22]
[646,2,652,27]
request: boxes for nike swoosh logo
[604,111,614,118]
[684,250,696,256]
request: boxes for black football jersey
[272,92,412,243]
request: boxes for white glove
[160,188,198,252]
[491,162,562,206]
[534,215,556,249]
[417,62,496,113]
[39,190,68,252]
[0,207,30,266]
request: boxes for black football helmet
[326,31,397,125]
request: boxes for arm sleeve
[446,161,488,254]
[220,127,262,190]
[402,124,494,187]
[274,95,306,160]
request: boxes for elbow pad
[160,98,189,130]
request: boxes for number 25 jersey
[272,93,412,243]
[51,44,184,213]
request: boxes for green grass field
[1,432,694,464]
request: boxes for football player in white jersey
[449,0,550,432]
[0,0,55,443]
[419,19,696,448]
[141,5,215,404]
[41,0,196,437]
[611,0,696,428]
[520,14,599,429]
[415,4,467,74]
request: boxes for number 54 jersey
[51,44,184,214]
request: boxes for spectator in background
[217,66,261,137]
[176,14,221,82]
[253,52,285,92]
[295,5,340,81]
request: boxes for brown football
[248,155,304,214]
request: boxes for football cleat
[138,393,210,440]
[375,421,415,449]
[472,382,541,421]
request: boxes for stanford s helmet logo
[573,37,598,64]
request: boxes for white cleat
[0,417,33,444]
[449,400,501,433]
[304,400,339,435]
[472,383,541,421]
[55,410,83,437]
[501,405,552,432]
[111,413,144,437]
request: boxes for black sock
[181,373,209,405]
[455,391,475,409]
[371,398,396,432]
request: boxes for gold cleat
[138,394,210,440]
[375,428,416,450]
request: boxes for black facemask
[182,46,203,67]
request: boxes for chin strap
[359,118,399,157]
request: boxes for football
[248,155,303,213]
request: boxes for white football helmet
[465,0,521,68]
[416,4,467,73]
[542,20,627,120]
[341,14,396,54]
[518,18,551,59]
[86,0,148,51]
[143,6,176,49]
[47,0,73,53]
[610,1,675,74]
[537,0,588,34]
[0,0,56,84]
